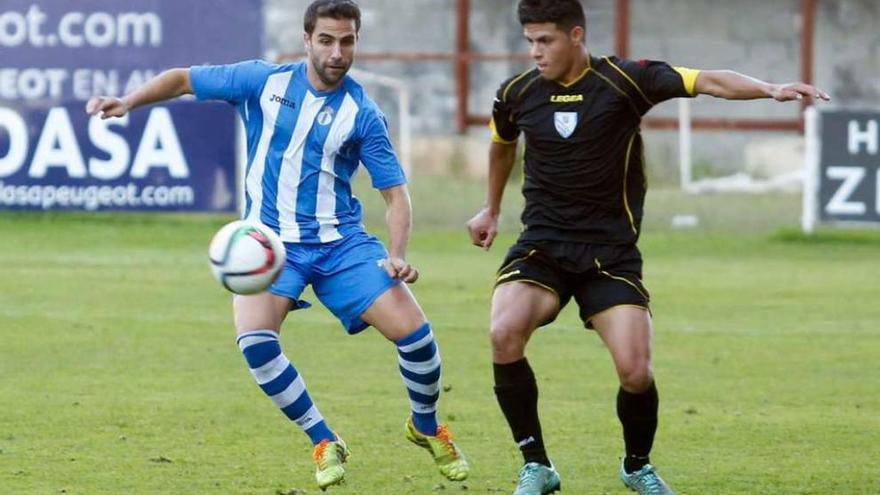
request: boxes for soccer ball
[208,220,286,295]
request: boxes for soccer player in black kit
[466,1,829,494]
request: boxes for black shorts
[495,239,650,328]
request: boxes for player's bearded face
[306,18,357,87]
[523,23,583,81]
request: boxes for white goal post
[677,98,803,194]
[348,68,412,178]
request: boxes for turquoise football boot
[513,462,561,495]
[620,460,675,495]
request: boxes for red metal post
[456,0,470,134]
[615,0,630,58]
[801,0,815,115]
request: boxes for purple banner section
[0,0,264,102]
[0,0,263,211]
[0,102,237,212]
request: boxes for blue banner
[0,0,263,212]
[0,102,237,211]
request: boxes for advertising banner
[0,0,263,212]
[803,107,880,232]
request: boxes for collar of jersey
[552,53,594,89]
[300,62,347,97]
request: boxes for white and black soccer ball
[208,220,286,295]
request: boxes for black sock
[617,381,659,473]
[494,358,551,467]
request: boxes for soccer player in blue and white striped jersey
[86,0,468,490]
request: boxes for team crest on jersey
[554,112,578,139]
[317,106,335,126]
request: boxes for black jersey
[491,55,700,244]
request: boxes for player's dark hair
[304,0,361,34]
[517,0,586,32]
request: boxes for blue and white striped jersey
[190,60,406,244]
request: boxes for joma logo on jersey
[270,94,296,109]
[550,94,584,103]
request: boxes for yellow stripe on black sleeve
[489,118,517,144]
[674,67,701,96]
[605,57,653,106]
[501,68,533,103]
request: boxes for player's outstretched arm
[380,184,419,283]
[694,70,830,102]
[467,140,517,251]
[85,68,194,119]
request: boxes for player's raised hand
[770,83,830,102]
[383,257,419,283]
[466,207,499,251]
[86,96,129,119]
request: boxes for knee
[399,313,429,337]
[381,311,427,343]
[618,362,654,392]
[489,320,528,357]
[232,295,288,335]
[234,318,271,337]
[233,315,252,336]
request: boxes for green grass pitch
[1,183,878,494]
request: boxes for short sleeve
[609,57,701,106]
[673,67,701,97]
[490,84,520,144]
[358,110,407,190]
[189,60,272,104]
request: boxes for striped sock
[396,322,441,435]
[237,330,335,445]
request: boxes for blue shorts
[268,230,399,334]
